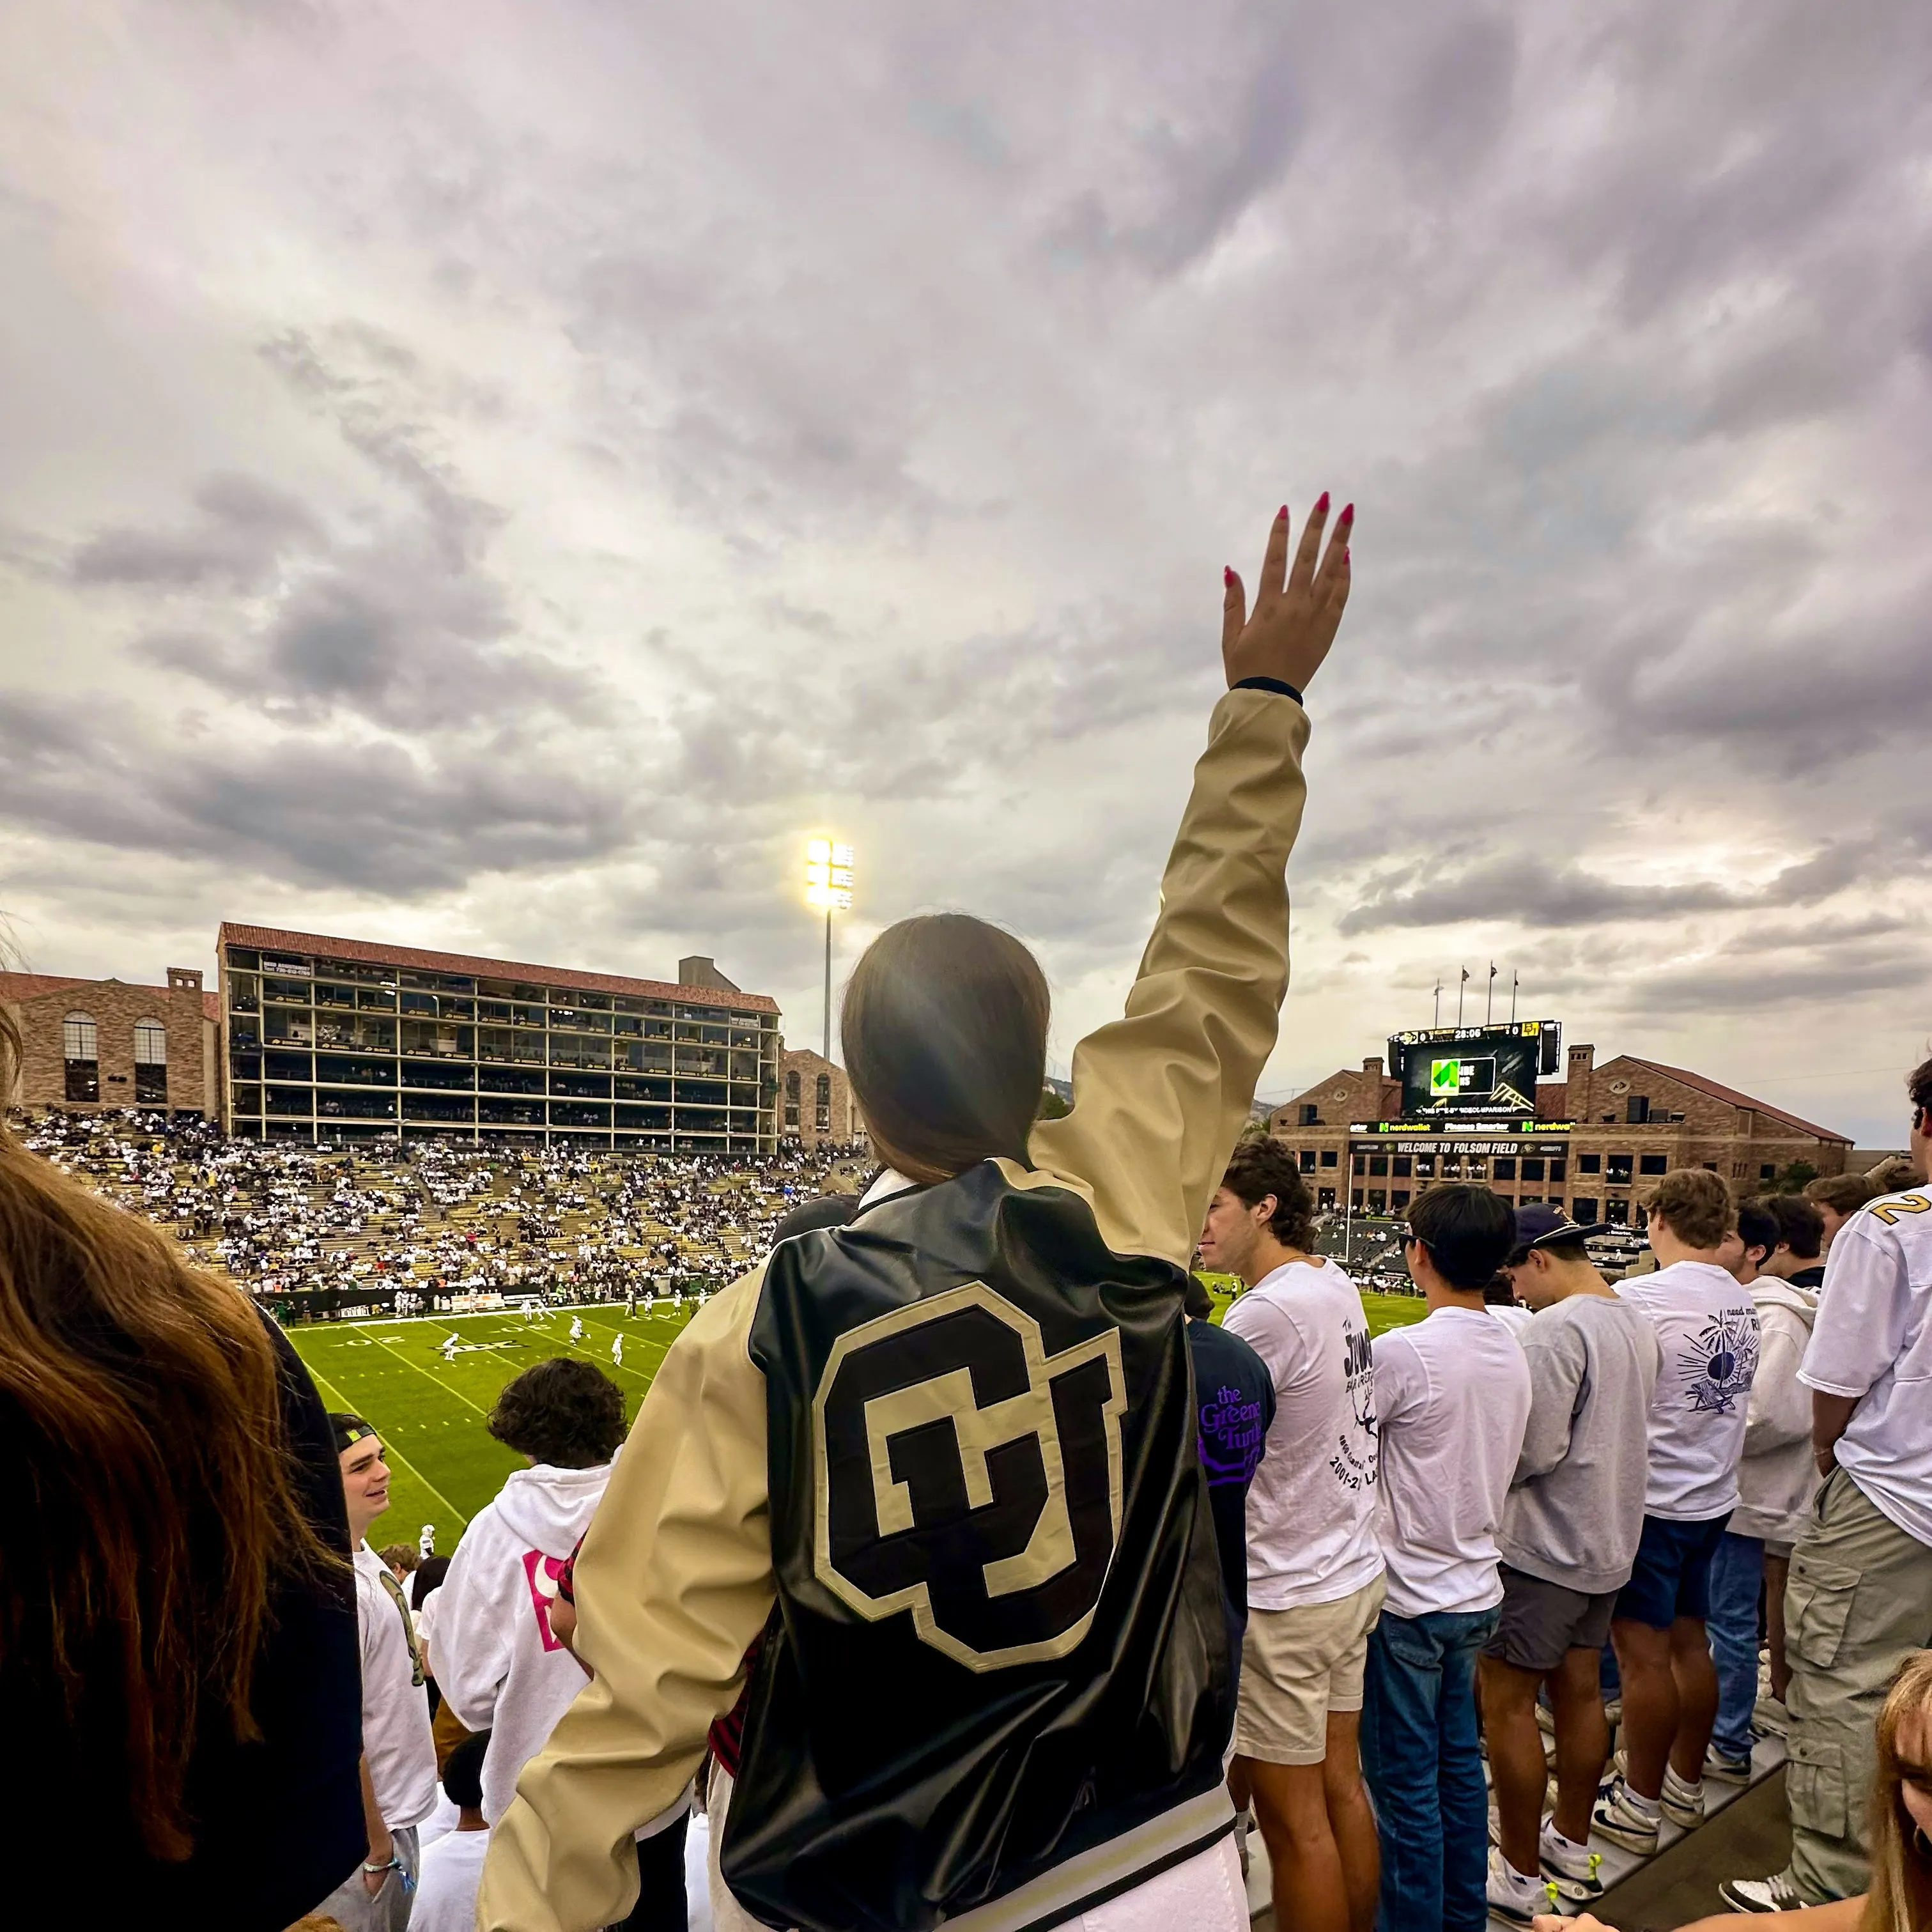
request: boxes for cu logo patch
[812,1281,1127,1673]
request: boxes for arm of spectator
[1797,1210,1908,1474]
[479,1265,776,1932]
[1030,504,1350,1267]
[1513,1324,1586,1483]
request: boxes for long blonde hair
[1864,1650,1932,1932]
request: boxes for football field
[284,1289,1425,1552]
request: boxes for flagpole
[1510,970,1519,1024]
[1433,978,1442,1027]
[1487,961,1496,1025]
[1457,967,1467,1025]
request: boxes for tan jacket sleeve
[477,1265,775,1932]
[1027,687,1310,1267]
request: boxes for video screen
[1390,1023,1550,1120]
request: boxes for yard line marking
[352,1324,494,1417]
[294,1356,470,1530]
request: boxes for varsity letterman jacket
[477,683,1311,1932]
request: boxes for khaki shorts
[1233,1572,1387,1766]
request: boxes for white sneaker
[1486,1848,1550,1927]
[1717,1871,1809,1913]
[1661,1765,1706,1830]
[1704,1743,1754,1784]
[1592,1775,1660,1853]
[1540,1821,1605,1903]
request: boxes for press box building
[217,923,781,1152]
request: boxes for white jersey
[611,1337,624,1365]
[1800,1187,1932,1549]
[569,1318,583,1341]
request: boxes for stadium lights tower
[804,838,854,1060]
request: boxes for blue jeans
[1707,1531,1765,1759]
[1361,1605,1499,1932]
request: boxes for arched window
[63,1012,99,1103]
[815,1072,831,1131]
[134,1017,168,1105]
[783,1066,801,1129]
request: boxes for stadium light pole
[804,838,854,1060]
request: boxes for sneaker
[1661,1765,1706,1830]
[1486,1848,1550,1927]
[1717,1871,1809,1913]
[1704,1743,1754,1784]
[1593,1775,1660,1853]
[1540,1822,1605,1904]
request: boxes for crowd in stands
[16,1108,867,1315]
[6,505,1929,1932]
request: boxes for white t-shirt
[410,1825,491,1932]
[1223,1258,1383,1611]
[1616,1261,1761,1520]
[1799,1187,1932,1550]
[1372,1306,1532,1619]
[353,1542,438,1831]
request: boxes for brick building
[1266,1041,1852,1226]
[1,968,220,1119]
[777,1047,866,1149]
[217,923,780,1150]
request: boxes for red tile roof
[215,923,781,1016]
[1621,1058,1848,1146]
[0,971,97,1003]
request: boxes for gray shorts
[1482,1565,1619,1674]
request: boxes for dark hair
[841,915,1050,1186]
[1908,1054,1932,1120]
[1761,1193,1824,1261]
[486,1358,626,1469]
[1735,1199,1779,1262]
[410,1554,452,1610]
[1504,1233,1590,1270]
[0,1005,341,1862]
[1644,1168,1733,1250]
[1481,1272,1518,1307]
[441,1727,491,1811]
[1184,1274,1215,1320]
[1406,1185,1516,1288]
[772,1192,860,1243]
[1220,1138,1318,1251]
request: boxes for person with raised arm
[477,497,1354,1932]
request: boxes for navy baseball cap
[1514,1205,1611,1248]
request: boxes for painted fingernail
[1315,491,1330,514]
[1278,504,1288,521]
[1223,566,1235,587]
[1340,502,1355,523]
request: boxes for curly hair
[1220,1137,1318,1251]
[486,1357,626,1469]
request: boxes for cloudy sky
[3,1,1928,1144]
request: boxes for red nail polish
[1278,505,1289,521]
[1315,491,1330,514]
[1223,566,1235,587]
[1340,502,1355,523]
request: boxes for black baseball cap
[329,1411,379,1454]
[1513,1205,1610,1248]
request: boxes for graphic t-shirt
[1223,1258,1383,1611]
[1617,1261,1762,1520]
[1372,1306,1533,1618]
[1185,1316,1276,1621]
[1799,1187,1932,1549]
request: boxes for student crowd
[7,504,1929,1932]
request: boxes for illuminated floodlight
[804,836,854,911]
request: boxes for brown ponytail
[0,1003,340,1860]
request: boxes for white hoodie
[1730,1276,1822,1545]
[434,1462,610,1825]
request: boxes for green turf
[286,1302,693,1546]
[286,1287,1427,1554]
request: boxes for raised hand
[1221,495,1353,693]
